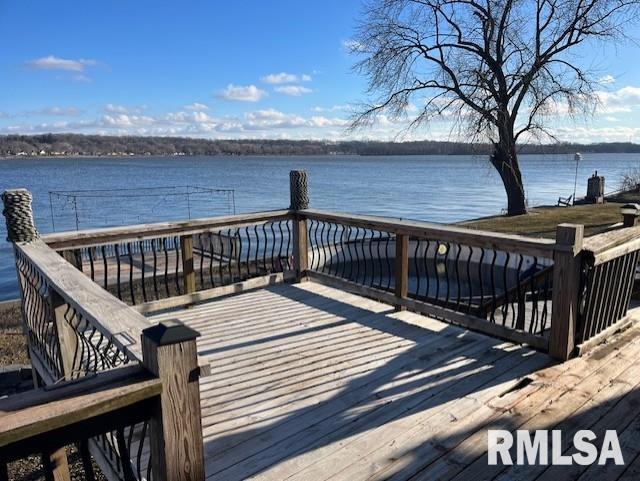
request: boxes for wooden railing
[9,235,205,481]
[42,210,294,313]
[299,209,555,351]
[36,207,640,361]
[576,226,640,351]
[1,365,161,481]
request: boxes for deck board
[148,281,640,481]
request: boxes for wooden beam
[133,271,294,314]
[41,447,71,481]
[142,320,205,481]
[180,235,196,295]
[394,234,409,310]
[549,224,584,360]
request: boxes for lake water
[1,153,638,300]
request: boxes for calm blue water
[1,153,638,300]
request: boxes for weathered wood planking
[145,282,640,481]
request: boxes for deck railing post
[141,319,205,481]
[180,234,196,294]
[549,223,584,360]
[50,290,80,380]
[290,170,309,281]
[395,233,409,310]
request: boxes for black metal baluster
[501,252,510,325]
[285,220,292,270]
[139,241,147,302]
[433,241,440,304]
[115,244,123,300]
[385,234,392,291]
[208,233,216,287]
[218,231,226,285]
[478,249,486,318]
[443,242,451,307]
[413,238,421,298]
[254,225,260,275]
[151,239,159,300]
[235,228,242,280]
[198,234,205,288]
[515,255,525,330]
[174,236,181,295]
[88,247,95,282]
[100,245,108,290]
[361,228,369,285]
[245,226,252,277]
[277,222,284,272]
[270,222,277,272]
[126,243,135,304]
[227,228,234,281]
[261,223,269,273]
[162,238,170,297]
[454,244,462,310]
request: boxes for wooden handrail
[42,209,293,250]
[300,209,556,258]
[0,365,160,457]
[582,225,640,254]
[16,239,151,362]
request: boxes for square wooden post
[395,233,409,310]
[180,235,196,294]
[142,320,205,481]
[549,223,584,360]
[292,215,308,281]
[50,290,79,380]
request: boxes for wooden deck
[149,282,640,481]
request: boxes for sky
[1,0,640,143]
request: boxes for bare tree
[350,0,639,215]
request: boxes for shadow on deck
[151,282,564,480]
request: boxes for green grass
[460,202,627,239]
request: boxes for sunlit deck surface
[150,282,640,481]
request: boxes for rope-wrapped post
[2,188,39,243]
[289,170,309,211]
[289,171,309,282]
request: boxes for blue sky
[1,0,640,143]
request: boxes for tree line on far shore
[2,133,640,157]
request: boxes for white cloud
[184,102,209,111]
[599,75,616,85]
[105,104,147,114]
[597,86,640,113]
[274,85,313,96]
[312,105,351,113]
[33,107,82,116]
[220,84,267,102]
[261,72,299,84]
[342,40,365,52]
[261,72,313,85]
[24,55,98,72]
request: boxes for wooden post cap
[142,319,200,346]
[621,203,640,227]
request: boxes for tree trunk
[490,141,527,216]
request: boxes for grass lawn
[460,202,628,239]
